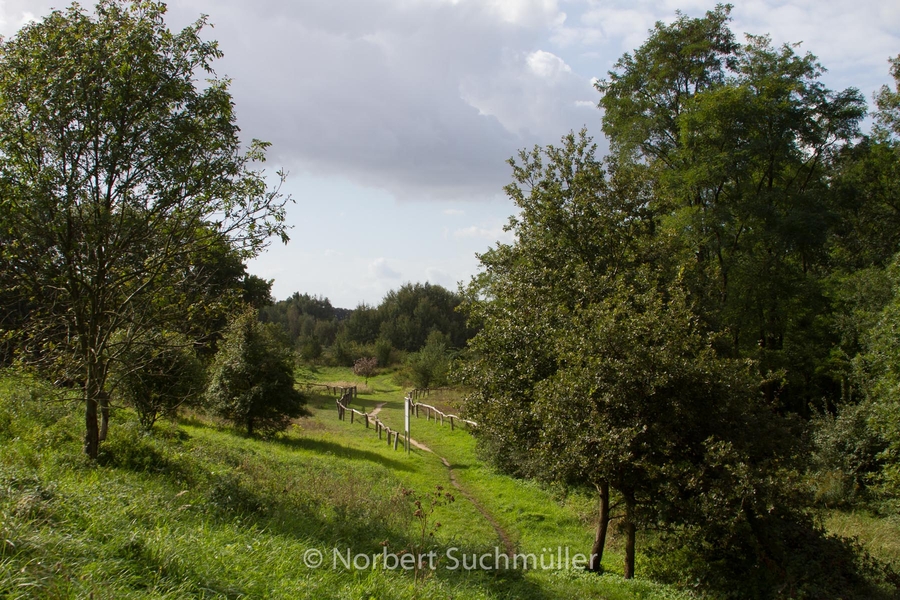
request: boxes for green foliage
[875,55,900,139]
[845,255,900,503]
[0,0,292,457]
[648,510,894,600]
[259,292,341,352]
[108,329,205,430]
[459,4,897,590]
[374,336,395,367]
[810,401,887,506]
[598,3,867,414]
[206,310,307,436]
[342,283,472,352]
[406,331,453,389]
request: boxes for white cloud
[424,266,455,288]
[454,224,515,244]
[443,208,466,216]
[483,0,565,28]
[527,50,572,79]
[369,257,402,279]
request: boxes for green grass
[0,368,701,599]
[824,509,900,566]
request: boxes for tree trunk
[623,495,636,579]
[589,480,610,572]
[98,389,110,442]
[84,379,100,459]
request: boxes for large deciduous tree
[461,7,888,594]
[0,1,291,457]
[598,4,866,413]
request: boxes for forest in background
[2,1,900,598]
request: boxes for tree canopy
[0,0,291,457]
[461,6,895,595]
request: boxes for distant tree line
[260,283,474,385]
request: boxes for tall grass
[0,369,700,599]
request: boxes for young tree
[407,331,452,389]
[0,1,291,457]
[108,329,204,430]
[352,356,378,385]
[206,310,307,437]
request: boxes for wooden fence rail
[408,400,477,430]
[334,388,476,453]
[304,383,358,398]
[335,393,405,451]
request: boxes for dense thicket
[461,5,900,597]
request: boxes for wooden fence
[407,393,477,430]
[335,393,405,451]
[333,389,476,451]
[304,383,358,398]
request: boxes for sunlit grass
[0,367,700,599]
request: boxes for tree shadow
[271,436,415,473]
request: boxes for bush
[206,309,308,436]
[108,329,205,430]
[810,401,888,506]
[405,331,452,389]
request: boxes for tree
[0,1,291,457]
[461,129,877,591]
[353,356,378,385]
[597,4,866,414]
[206,309,307,437]
[108,329,204,430]
[407,331,452,389]
[460,131,665,575]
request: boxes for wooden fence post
[350,409,354,424]
[450,416,454,430]
[393,432,399,451]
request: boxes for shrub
[206,309,308,436]
[108,329,205,430]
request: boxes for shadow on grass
[272,436,416,473]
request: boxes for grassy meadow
[1,366,894,599]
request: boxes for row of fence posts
[334,388,476,454]
[336,392,408,453]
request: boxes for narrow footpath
[368,401,516,557]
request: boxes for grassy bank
[0,367,704,599]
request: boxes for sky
[2,0,899,309]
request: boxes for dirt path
[408,430,516,557]
[362,400,515,556]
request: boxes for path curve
[362,400,515,556]
[407,427,515,556]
